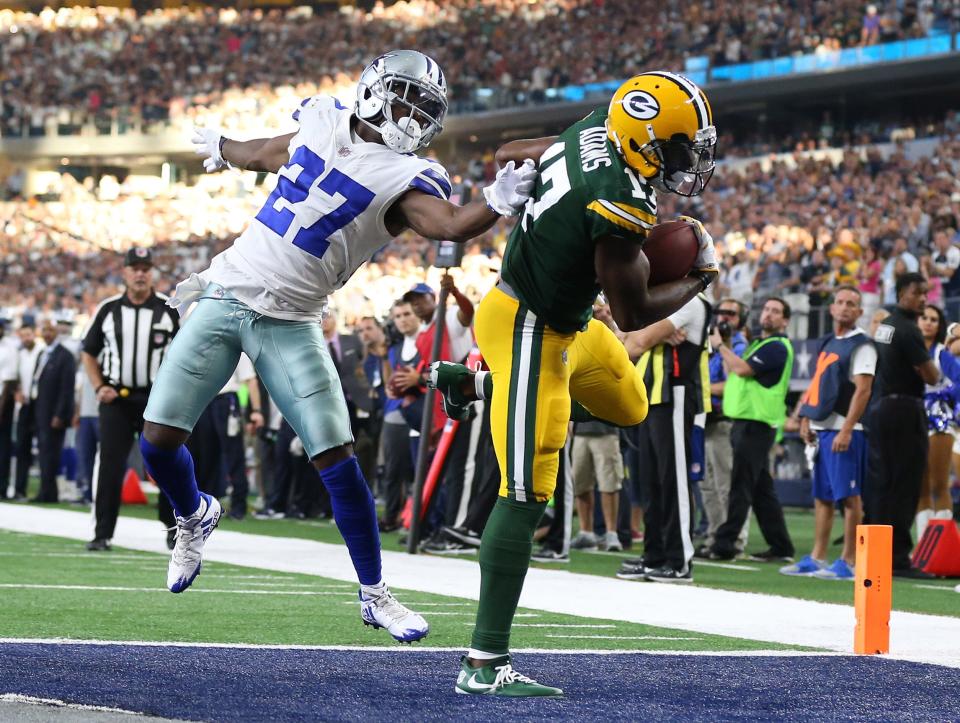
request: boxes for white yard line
[0,637,852,658]
[546,635,702,641]
[694,560,762,572]
[2,506,959,668]
[0,584,355,596]
[0,693,141,716]
[514,624,617,629]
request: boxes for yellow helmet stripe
[643,71,709,130]
[587,200,651,234]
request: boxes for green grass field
[0,527,801,652]
[51,491,957,617]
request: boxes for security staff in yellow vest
[614,294,712,584]
[708,297,796,563]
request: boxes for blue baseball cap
[402,283,435,301]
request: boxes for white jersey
[204,95,452,320]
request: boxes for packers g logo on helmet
[621,90,660,121]
[606,71,717,197]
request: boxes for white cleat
[167,493,222,593]
[359,586,429,643]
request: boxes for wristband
[688,268,717,292]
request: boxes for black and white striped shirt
[82,291,179,392]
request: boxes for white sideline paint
[0,693,140,715]
[2,506,959,669]
[0,637,853,658]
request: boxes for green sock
[470,496,548,655]
[483,371,493,399]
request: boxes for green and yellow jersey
[500,107,658,334]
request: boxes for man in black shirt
[81,248,179,551]
[871,272,939,577]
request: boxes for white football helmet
[355,50,448,154]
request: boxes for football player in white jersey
[138,50,536,644]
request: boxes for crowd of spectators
[2,1,957,138]
[2,125,959,338]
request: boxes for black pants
[458,403,501,535]
[94,396,175,540]
[14,403,36,497]
[381,420,414,525]
[869,395,927,570]
[35,420,66,502]
[187,394,249,514]
[440,415,473,527]
[713,419,794,558]
[638,396,695,572]
[540,441,573,553]
[0,393,14,495]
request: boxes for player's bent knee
[142,421,190,449]
[312,443,355,472]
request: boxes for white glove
[678,215,718,271]
[482,159,537,216]
[192,126,227,173]
[289,436,304,457]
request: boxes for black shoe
[708,548,738,561]
[421,536,476,556]
[616,558,660,580]
[832,534,844,546]
[378,518,400,533]
[892,566,936,580]
[86,538,111,552]
[644,565,693,584]
[442,525,481,548]
[694,544,713,560]
[747,549,795,563]
[253,508,284,520]
[228,510,245,521]
[531,546,569,563]
[165,527,177,550]
[9,493,27,503]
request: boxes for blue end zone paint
[1,644,958,721]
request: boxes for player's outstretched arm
[596,234,703,332]
[495,136,559,167]
[393,160,537,243]
[192,126,295,174]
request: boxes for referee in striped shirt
[81,248,179,551]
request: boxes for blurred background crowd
[2,0,959,138]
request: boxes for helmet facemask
[637,126,717,197]
[358,72,447,154]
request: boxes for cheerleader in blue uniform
[918,305,960,538]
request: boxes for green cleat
[455,656,563,697]
[427,361,474,421]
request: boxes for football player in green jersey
[434,71,719,697]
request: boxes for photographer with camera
[708,297,796,563]
[696,298,750,558]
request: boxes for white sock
[934,509,954,520]
[360,580,386,597]
[467,648,505,661]
[915,509,934,539]
[474,370,490,400]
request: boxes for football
[643,220,700,286]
